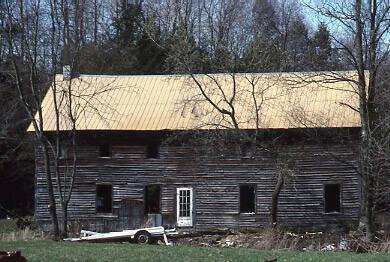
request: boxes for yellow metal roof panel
[27,72,361,132]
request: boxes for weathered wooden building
[30,72,362,233]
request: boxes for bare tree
[4,0,61,238]
[3,0,114,238]
[144,0,297,227]
[305,0,390,241]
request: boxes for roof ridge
[55,70,358,78]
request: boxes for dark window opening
[96,184,112,213]
[240,185,255,213]
[241,141,253,157]
[324,184,341,213]
[99,144,111,157]
[145,185,161,214]
[146,144,159,158]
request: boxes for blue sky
[302,0,329,29]
[301,0,350,37]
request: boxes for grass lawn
[0,240,389,261]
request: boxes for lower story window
[145,185,161,214]
[96,184,112,213]
[324,184,341,213]
[240,185,255,213]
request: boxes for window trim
[96,183,113,214]
[239,184,256,214]
[323,183,342,214]
[176,187,193,227]
[144,184,162,214]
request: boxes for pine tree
[306,22,336,71]
[252,0,279,40]
[285,17,309,71]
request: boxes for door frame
[176,187,193,227]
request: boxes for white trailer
[64,226,177,245]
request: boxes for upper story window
[58,144,68,159]
[146,144,159,158]
[240,185,255,213]
[324,184,341,213]
[99,144,111,158]
[240,141,253,157]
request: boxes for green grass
[0,241,389,261]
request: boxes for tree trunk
[364,172,375,241]
[93,0,98,45]
[41,142,60,239]
[62,202,68,238]
[271,171,284,228]
[355,0,375,242]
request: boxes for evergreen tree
[79,1,166,74]
[242,37,281,73]
[285,17,309,71]
[252,0,279,41]
[113,0,143,46]
[135,31,166,74]
[306,22,336,71]
[243,0,281,72]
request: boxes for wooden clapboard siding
[34,130,361,233]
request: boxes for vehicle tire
[134,230,152,244]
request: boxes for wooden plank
[34,131,361,232]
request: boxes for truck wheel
[135,231,152,244]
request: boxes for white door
[176,187,193,227]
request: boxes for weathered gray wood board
[34,131,361,233]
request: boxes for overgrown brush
[0,218,46,242]
[178,227,390,254]
[254,227,390,253]
[239,227,337,251]
[0,227,46,242]
[0,219,18,234]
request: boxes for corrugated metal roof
[28,72,361,132]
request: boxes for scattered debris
[305,232,323,236]
[174,230,358,252]
[321,244,336,251]
[286,232,299,237]
[62,226,387,254]
[339,238,348,251]
[223,239,235,247]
